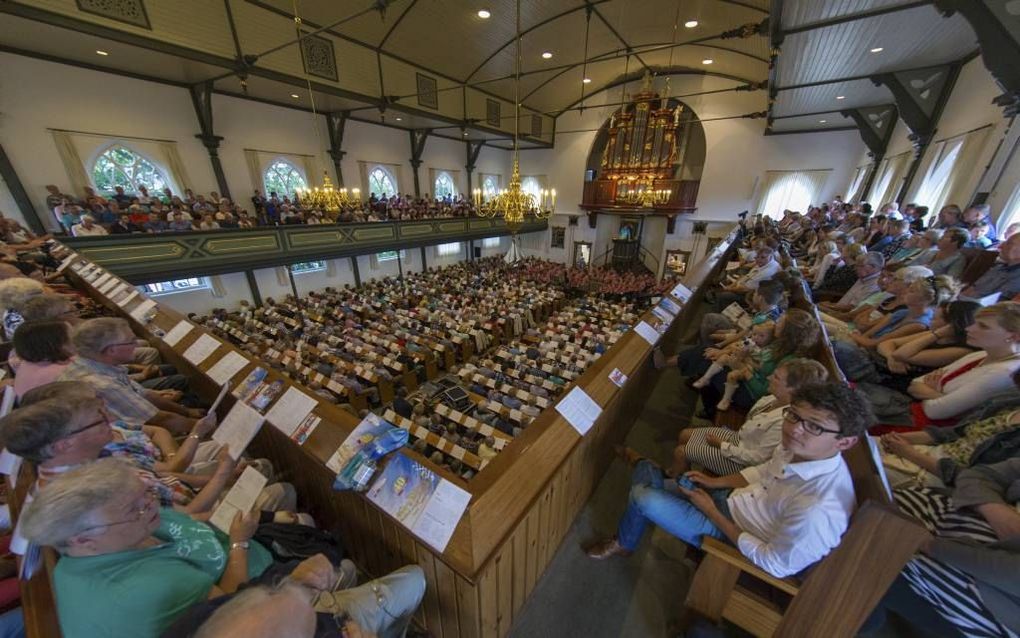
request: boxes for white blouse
[720,395,785,466]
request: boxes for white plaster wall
[520,74,863,224]
[149,271,252,317]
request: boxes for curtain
[245,150,265,196]
[756,169,832,218]
[301,155,319,188]
[846,165,869,203]
[157,141,191,195]
[912,139,965,212]
[51,130,91,199]
[941,127,992,209]
[209,275,226,298]
[868,152,911,207]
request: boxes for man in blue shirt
[962,233,1020,300]
[964,204,998,242]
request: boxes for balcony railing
[61,217,548,282]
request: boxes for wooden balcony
[580,178,700,215]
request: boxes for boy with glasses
[585,383,874,578]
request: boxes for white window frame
[290,261,327,274]
[262,158,308,199]
[433,171,457,199]
[143,277,210,296]
[436,242,461,256]
[89,143,175,198]
[368,165,399,199]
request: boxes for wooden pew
[684,261,929,636]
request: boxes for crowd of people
[44,184,486,236]
[578,199,1020,637]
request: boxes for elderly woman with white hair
[20,458,279,638]
[0,276,44,340]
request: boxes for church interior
[0,0,1019,636]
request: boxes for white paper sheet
[651,306,675,325]
[207,383,230,416]
[633,321,661,346]
[56,255,77,272]
[182,334,222,366]
[108,282,128,299]
[98,277,121,295]
[609,368,628,387]
[84,268,104,283]
[212,402,265,460]
[116,290,140,308]
[555,386,602,436]
[725,261,740,271]
[207,351,250,385]
[162,320,195,346]
[129,299,158,321]
[209,466,268,533]
[978,292,1002,307]
[671,283,693,303]
[92,272,112,288]
[412,479,472,552]
[265,386,319,437]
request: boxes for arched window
[263,160,307,199]
[368,166,397,199]
[434,172,456,200]
[758,170,830,219]
[91,145,171,196]
[482,175,499,199]
[521,176,542,204]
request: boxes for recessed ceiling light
[701,58,713,65]
[477,9,490,19]
[96,50,109,56]
[819,119,827,123]
[463,131,469,136]
[684,20,698,28]
[395,117,402,121]
[291,93,300,99]
[870,47,883,53]
[836,95,846,100]
[541,51,553,59]
[582,77,592,83]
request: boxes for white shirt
[920,351,1020,420]
[728,446,855,578]
[70,223,108,237]
[720,395,785,466]
[736,259,780,291]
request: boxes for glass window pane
[263,160,307,199]
[436,242,461,256]
[91,145,170,197]
[291,261,326,274]
[434,172,456,199]
[143,277,209,295]
[369,168,397,199]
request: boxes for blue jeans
[617,460,731,551]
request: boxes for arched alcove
[580,77,706,216]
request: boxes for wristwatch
[230,541,250,551]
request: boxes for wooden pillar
[465,141,484,195]
[286,265,300,299]
[326,112,348,188]
[420,245,428,270]
[409,129,430,198]
[350,256,361,288]
[0,143,46,234]
[189,82,231,199]
[245,269,263,306]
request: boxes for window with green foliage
[263,160,307,198]
[91,145,170,197]
[143,278,209,295]
[291,261,326,274]
[377,250,405,263]
[369,167,398,199]
[434,172,456,199]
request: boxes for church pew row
[683,256,930,636]
[17,233,739,638]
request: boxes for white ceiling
[0,0,983,140]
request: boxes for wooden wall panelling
[434,558,463,638]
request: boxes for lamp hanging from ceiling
[289,0,361,213]
[475,0,555,231]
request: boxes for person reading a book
[583,383,873,578]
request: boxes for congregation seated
[49,183,499,237]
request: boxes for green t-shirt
[53,508,273,638]
[745,350,786,400]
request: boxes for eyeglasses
[76,487,159,536]
[64,417,107,438]
[783,407,842,437]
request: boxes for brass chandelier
[476,0,555,230]
[298,172,360,212]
